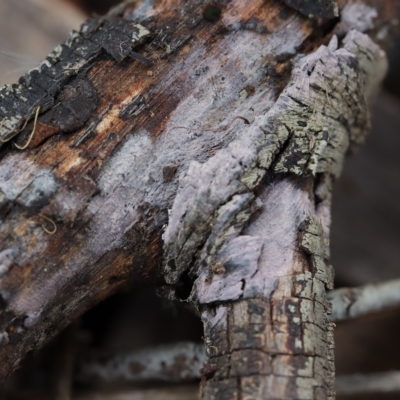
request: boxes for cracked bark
[0,0,399,398]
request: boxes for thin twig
[14,106,40,150]
[77,342,206,383]
[336,371,400,395]
[329,278,400,321]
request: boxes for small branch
[328,278,400,321]
[336,371,400,395]
[77,342,206,383]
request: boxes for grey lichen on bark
[164,30,387,399]
[329,278,400,321]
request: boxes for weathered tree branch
[78,341,206,383]
[0,0,399,398]
[329,278,400,321]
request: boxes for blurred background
[0,0,399,398]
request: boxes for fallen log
[0,0,399,398]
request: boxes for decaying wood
[0,0,399,398]
[329,278,400,321]
[336,370,400,396]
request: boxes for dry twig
[328,279,400,321]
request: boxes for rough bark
[0,0,399,398]
[172,27,387,400]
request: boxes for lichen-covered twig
[78,341,400,394]
[336,371,400,395]
[77,342,206,383]
[328,278,400,321]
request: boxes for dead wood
[0,0,399,398]
[329,278,400,321]
[77,341,206,383]
[74,385,198,400]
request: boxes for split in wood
[166,115,251,136]
[71,104,111,147]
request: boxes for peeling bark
[0,0,399,398]
[164,28,387,399]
